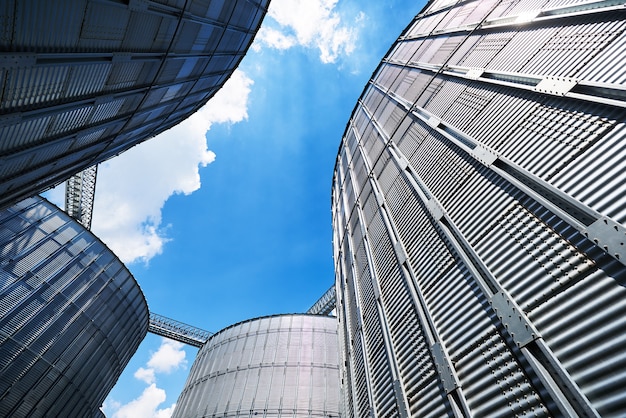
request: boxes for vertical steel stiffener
[332,0,626,416]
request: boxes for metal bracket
[394,241,408,265]
[432,342,458,393]
[535,77,577,96]
[397,154,409,170]
[583,217,626,262]
[374,187,386,207]
[372,280,381,300]
[0,54,36,69]
[426,198,444,221]
[111,53,132,63]
[427,114,442,129]
[472,145,498,167]
[0,113,22,127]
[490,291,539,348]
[466,68,485,80]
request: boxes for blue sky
[50,0,425,416]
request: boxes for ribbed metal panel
[522,19,626,77]
[550,124,626,224]
[172,315,339,418]
[0,0,270,210]
[0,196,148,418]
[333,0,626,416]
[578,30,626,83]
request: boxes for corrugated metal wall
[0,196,149,417]
[333,0,626,416]
[172,314,340,418]
[0,0,269,209]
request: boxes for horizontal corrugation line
[461,86,538,150]
[419,248,550,416]
[445,32,482,66]
[483,0,518,20]
[14,0,85,51]
[389,68,419,101]
[504,0,552,16]
[457,31,516,68]
[66,63,111,98]
[462,0,502,25]
[550,124,626,223]
[0,116,52,154]
[123,13,163,51]
[497,99,618,180]
[523,19,626,78]
[353,250,394,416]
[377,64,402,91]
[529,267,626,415]
[476,201,595,308]
[48,105,93,136]
[422,77,468,117]
[484,26,558,72]
[440,162,518,244]
[459,332,549,416]
[407,135,474,210]
[374,173,454,416]
[395,115,430,159]
[405,11,445,38]
[578,29,626,83]
[376,64,404,91]
[415,73,446,108]
[0,198,147,417]
[441,83,499,132]
[542,0,595,7]
[2,65,68,109]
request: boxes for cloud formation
[109,338,187,418]
[112,384,167,418]
[91,70,253,264]
[147,340,188,374]
[254,0,362,63]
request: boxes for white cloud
[255,0,361,63]
[108,338,187,418]
[254,27,297,50]
[134,367,156,385]
[91,70,253,264]
[147,339,187,374]
[155,404,177,418]
[112,384,174,418]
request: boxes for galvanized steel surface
[333,0,626,416]
[172,314,340,418]
[0,196,149,417]
[0,0,269,210]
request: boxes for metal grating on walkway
[148,312,212,348]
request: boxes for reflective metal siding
[334,0,626,416]
[0,196,148,418]
[172,315,340,418]
[0,0,270,209]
